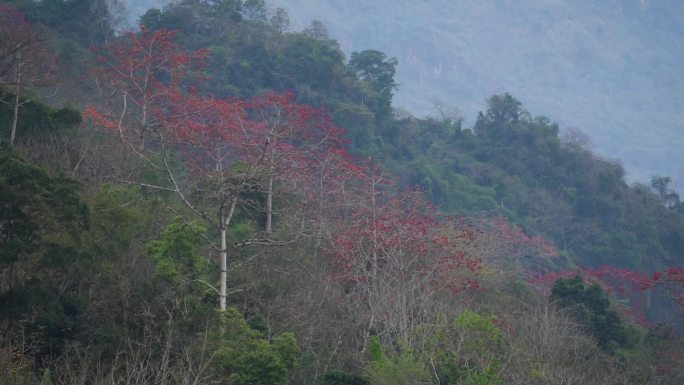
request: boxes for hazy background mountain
[127,0,684,188]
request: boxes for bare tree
[0,5,57,146]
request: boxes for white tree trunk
[219,224,227,311]
[266,175,273,234]
[219,197,238,311]
[10,51,21,146]
[265,136,276,234]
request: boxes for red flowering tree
[169,92,349,309]
[88,27,208,148]
[86,28,353,310]
[330,176,483,347]
[240,92,348,234]
[466,216,558,272]
[652,268,684,311]
[530,266,684,327]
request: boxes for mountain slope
[266,0,684,188]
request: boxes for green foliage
[278,34,347,93]
[139,8,164,30]
[372,92,684,274]
[453,310,502,343]
[0,149,87,265]
[40,369,53,385]
[651,175,680,209]
[142,0,371,153]
[243,0,267,22]
[0,92,82,144]
[551,276,628,352]
[322,372,370,385]
[364,312,507,385]
[435,311,505,385]
[328,99,376,154]
[147,217,207,283]
[228,221,256,244]
[266,0,684,193]
[212,308,299,385]
[349,50,398,121]
[3,0,116,45]
[366,335,384,363]
[86,184,148,257]
[366,346,430,385]
[0,150,89,364]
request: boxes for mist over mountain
[259,0,682,189]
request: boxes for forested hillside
[268,0,684,189]
[1,1,683,384]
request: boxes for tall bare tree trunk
[10,51,21,146]
[220,224,227,311]
[266,175,273,234]
[219,197,238,311]
[265,136,276,234]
